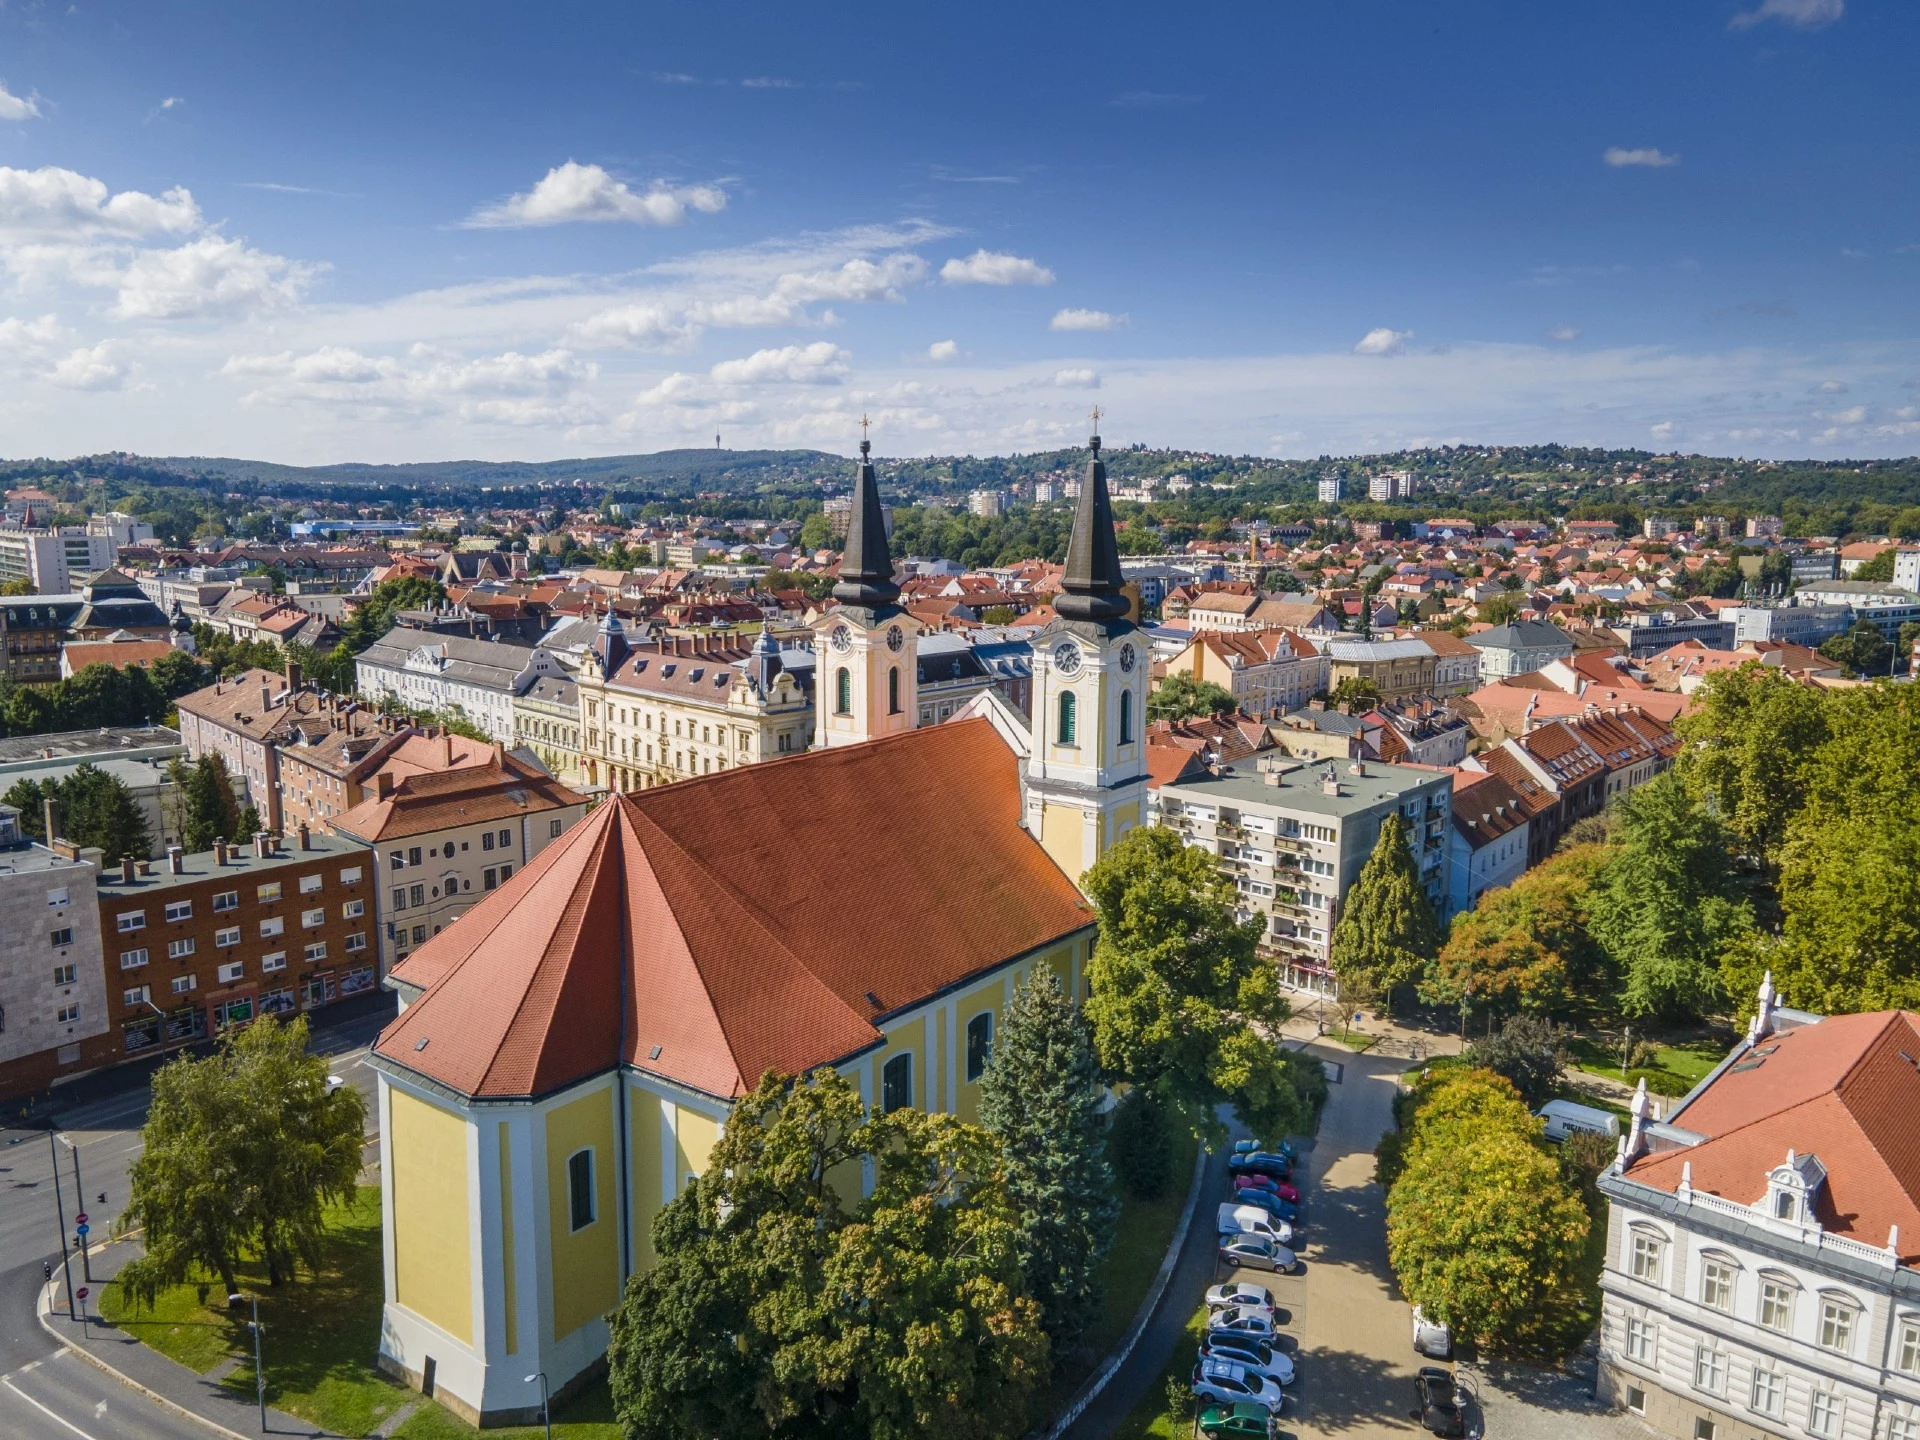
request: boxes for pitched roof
[1449,769,1531,846]
[374,718,1093,1101]
[1627,1012,1920,1263]
[331,755,584,843]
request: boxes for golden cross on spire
[1089,405,1103,432]
[860,413,872,442]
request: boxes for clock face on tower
[1052,641,1083,676]
[885,624,905,653]
[829,624,853,654]
[1119,643,1137,674]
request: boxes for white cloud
[465,162,727,229]
[1604,147,1681,168]
[1650,420,1676,440]
[940,250,1054,286]
[567,302,701,351]
[113,234,315,319]
[1731,0,1842,30]
[49,342,126,390]
[0,165,201,238]
[1052,367,1100,388]
[1050,307,1127,331]
[1816,379,1848,393]
[1353,327,1410,356]
[0,313,62,349]
[928,339,958,362]
[0,85,40,122]
[223,343,597,425]
[1823,404,1867,424]
[1546,324,1582,342]
[160,96,185,110]
[709,342,849,386]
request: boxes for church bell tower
[1025,413,1147,887]
[813,423,920,749]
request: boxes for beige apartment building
[1161,627,1329,718]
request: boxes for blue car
[1230,1188,1299,1223]
[1228,1152,1293,1182]
[1233,1139,1298,1161]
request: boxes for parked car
[1206,1281,1274,1312]
[1235,1172,1281,1195]
[1209,1305,1277,1340]
[1199,1401,1277,1438]
[1231,1188,1299,1223]
[1228,1152,1293,1181]
[1192,1358,1286,1413]
[1219,1233,1296,1272]
[1217,1202,1295,1248]
[1201,1333,1296,1387]
[1415,1366,1465,1437]
[1412,1305,1453,1360]
[1233,1138,1298,1161]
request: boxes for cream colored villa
[369,426,1146,1425]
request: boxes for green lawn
[1325,1028,1377,1052]
[1109,1302,1211,1440]
[1568,1033,1726,1097]
[99,1187,618,1440]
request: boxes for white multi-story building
[0,813,111,1099]
[1368,471,1414,501]
[86,512,157,549]
[0,527,115,595]
[1152,756,1450,994]
[968,488,1008,518]
[1318,476,1343,503]
[355,626,570,743]
[1468,617,1574,682]
[1598,981,1920,1440]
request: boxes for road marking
[3,1376,104,1440]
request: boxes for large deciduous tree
[1082,827,1315,1146]
[117,1016,366,1304]
[978,970,1119,1366]
[1329,812,1440,1012]
[1147,671,1237,721]
[608,1069,1048,1440]
[1678,664,1829,872]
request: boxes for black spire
[832,425,899,608]
[1055,417,1129,622]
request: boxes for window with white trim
[339,866,361,885]
[301,907,325,929]
[1700,1258,1735,1312]
[304,941,327,962]
[167,937,195,959]
[217,961,244,984]
[120,947,149,969]
[52,962,76,985]
[342,900,364,919]
[1758,1277,1794,1332]
[299,873,322,894]
[256,882,282,902]
[164,899,192,922]
[1624,1315,1655,1364]
[123,984,149,1007]
[345,932,367,953]
[215,926,241,948]
[1748,1365,1781,1417]
[1629,1230,1665,1283]
[117,910,146,933]
[1819,1298,1856,1353]
[171,974,196,995]
[261,951,287,973]
[259,917,284,938]
[1808,1388,1841,1438]
[1898,1319,1920,1376]
[1693,1343,1725,1394]
[1888,1413,1918,1440]
[212,890,238,912]
[56,1002,79,1024]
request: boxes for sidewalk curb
[1044,1136,1209,1439]
[35,1271,255,1440]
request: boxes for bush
[1628,1065,1693,1098]
[1108,1086,1173,1200]
[1465,1014,1567,1109]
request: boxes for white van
[1218,1202,1294,1247]
[1536,1099,1621,1143]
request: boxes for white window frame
[259,917,284,938]
[1898,1318,1920,1376]
[1748,1364,1782,1417]
[342,899,364,919]
[256,881,282,902]
[1624,1314,1655,1364]
[1758,1276,1795,1332]
[170,973,197,995]
[1693,1343,1726,1395]
[345,932,367,953]
[215,926,241,948]
[301,907,326,929]
[116,911,146,933]
[1700,1256,1736,1312]
[167,936,195,959]
[212,890,239,912]
[216,960,244,984]
[120,948,149,970]
[261,951,287,973]
[339,865,362,885]
[1819,1297,1856,1353]
[1807,1387,1842,1438]
[164,899,193,922]
[303,941,327,962]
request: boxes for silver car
[1219,1233,1297,1273]
[1202,1333,1297,1388]
[1206,1281,1275,1312]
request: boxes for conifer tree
[978,970,1119,1365]
[1329,811,1441,1012]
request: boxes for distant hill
[141,448,843,491]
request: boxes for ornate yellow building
[369,430,1140,1425]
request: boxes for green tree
[149,648,211,701]
[5,766,154,860]
[170,753,243,851]
[0,575,33,596]
[1383,1068,1590,1355]
[1422,844,1612,1026]
[978,970,1118,1365]
[340,576,446,653]
[116,1015,367,1303]
[607,1069,1047,1440]
[1819,619,1893,677]
[1587,772,1750,1019]
[1899,621,1920,671]
[1464,1014,1567,1108]
[1677,664,1830,873]
[1327,675,1382,713]
[1851,548,1896,582]
[797,510,834,552]
[1147,670,1237,721]
[1082,828,1311,1145]
[1329,813,1441,1012]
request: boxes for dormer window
[1775,1190,1796,1221]
[1765,1149,1825,1229]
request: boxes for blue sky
[0,0,1914,463]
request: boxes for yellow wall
[628,1088,662,1271]
[544,1087,619,1343]
[390,1088,472,1345]
[673,1106,720,1195]
[497,1123,517,1356]
[1040,802,1083,886]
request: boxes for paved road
[0,1004,390,1440]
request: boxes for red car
[1236,1174,1299,1202]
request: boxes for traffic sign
[74,1211,87,1226]
[76,1287,89,1300]
[75,1223,89,1237]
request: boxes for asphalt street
[0,1003,390,1440]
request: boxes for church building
[368,422,1145,1425]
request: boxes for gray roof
[1324,637,1434,662]
[0,725,183,771]
[96,831,370,898]
[1469,618,1572,652]
[1160,758,1447,820]
[359,626,542,689]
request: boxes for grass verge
[98,1186,618,1439]
[1109,1303,1211,1440]
[1325,1028,1377,1052]
[1569,1033,1724,1097]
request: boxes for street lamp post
[524,1372,551,1440]
[45,1130,77,1322]
[57,1134,90,1282]
[230,1292,265,1431]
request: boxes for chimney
[120,856,135,883]
[1320,769,1340,797]
[167,845,183,875]
[492,739,506,767]
[42,796,59,847]
[1350,760,1367,777]
[375,772,393,800]
[297,822,310,851]
[260,682,273,713]
[286,659,303,692]
[442,730,453,766]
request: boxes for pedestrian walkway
[40,1238,335,1439]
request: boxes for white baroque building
[1598,978,1920,1440]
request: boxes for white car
[1412,1304,1453,1360]
[1191,1357,1285,1413]
[1209,1305,1277,1340]
[1206,1281,1275,1313]
[1201,1333,1297,1387]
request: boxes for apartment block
[0,814,114,1100]
[0,526,115,595]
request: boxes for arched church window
[888,666,901,715]
[835,666,851,715]
[1058,690,1077,745]
[1119,689,1134,744]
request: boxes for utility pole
[231,1292,266,1431]
[59,1134,91,1282]
[46,1130,76,1322]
